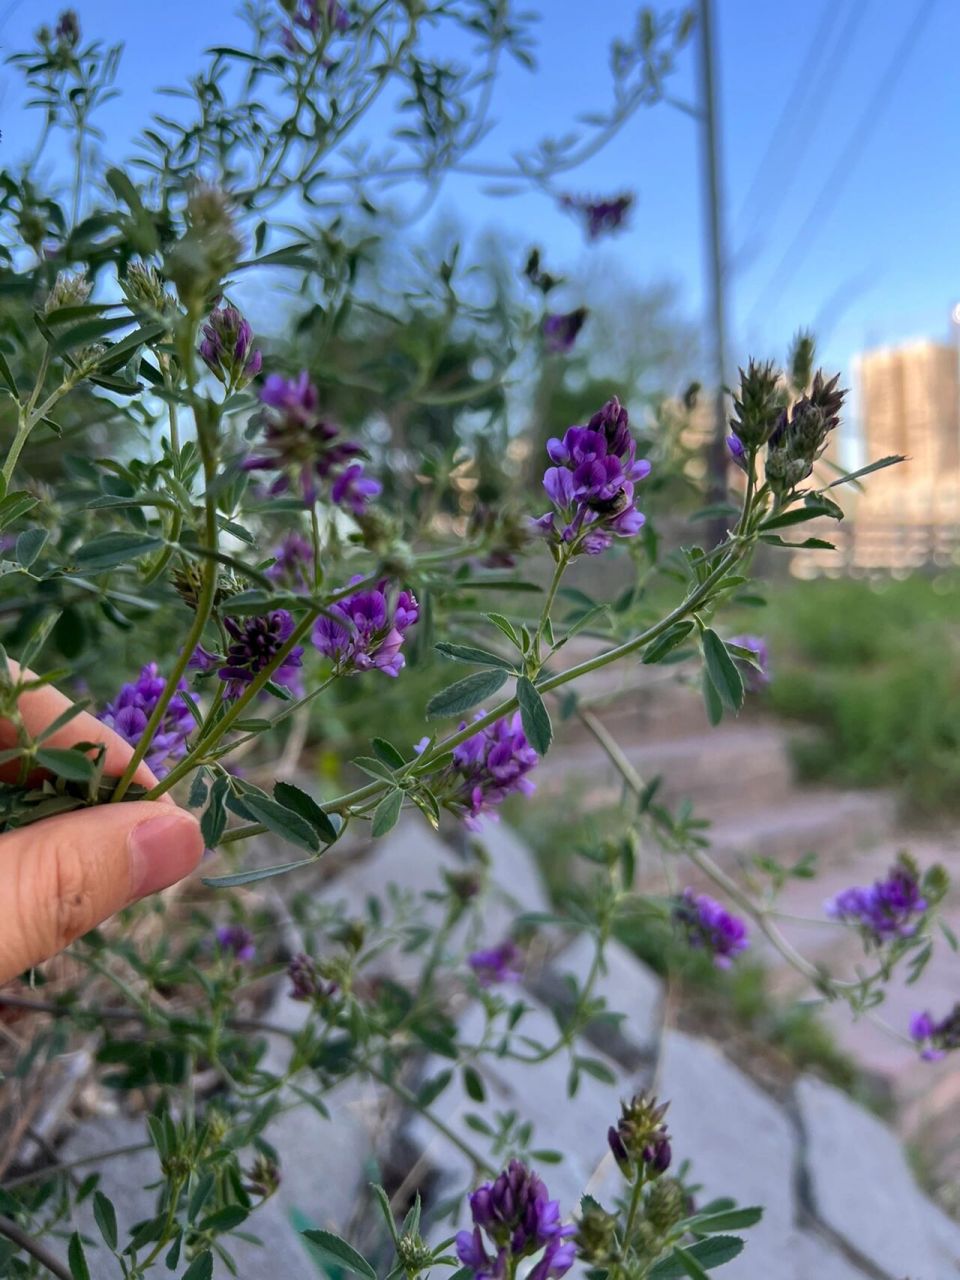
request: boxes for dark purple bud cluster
[468,939,523,986]
[190,609,304,700]
[200,305,262,389]
[826,857,928,945]
[672,889,749,968]
[456,1161,575,1280]
[533,397,650,558]
[542,308,588,355]
[98,663,193,778]
[312,578,419,678]
[560,192,634,240]
[287,952,339,1002]
[245,371,380,513]
[910,1005,960,1061]
[608,1094,672,1178]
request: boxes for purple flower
[542,308,588,355]
[673,889,749,967]
[215,924,256,963]
[266,532,314,592]
[727,433,748,470]
[728,634,770,692]
[312,578,418,678]
[55,9,80,47]
[456,1161,574,1280]
[468,940,523,986]
[435,711,537,829]
[910,1005,960,1061]
[826,860,927,945]
[200,305,262,388]
[245,371,375,510]
[607,1094,672,1177]
[331,462,382,516]
[560,191,634,240]
[191,610,304,700]
[533,397,650,558]
[98,663,193,778]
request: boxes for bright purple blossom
[215,924,256,963]
[98,663,193,778]
[673,889,749,967]
[910,1006,960,1061]
[191,610,304,700]
[533,397,650,557]
[442,711,538,829]
[200,305,262,387]
[245,371,378,512]
[727,432,748,470]
[826,860,927,945]
[312,578,418,678]
[468,940,523,986]
[456,1161,574,1280]
[542,308,587,355]
[728,634,770,692]
[266,532,314,592]
[560,191,633,240]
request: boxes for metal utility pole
[696,0,733,543]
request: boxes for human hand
[0,663,203,984]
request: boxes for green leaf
[201,775,230,848]
[575,1056,617,1084]
[642,621,695,665]
[301,1229,377,1280]
[701,629,744,712]
[226,791,320,853]
[35,699,91,742]
[463,1064,485,1102]
[74,532,164,572]
[426,668,508,719]
[648,1237,744,1278]
[67,1232,91,1280]
[824,454,904,489]
[372,789,403,838]
[36,747,94,782]
[93,1190,118,1250]
[702,670,723,727]
[435,642,514,670]
[202,857,316,888]
[51,312,135,353]
[759,501,840,531]
[0,350,18,397]
[15,527,48,568]
[371,737,406,769]
[485,612,521,648]
[180,1252,214,1280]
[273,780,338,843]
[516,676,553,755]
[0,490,39,529]
[198,1204,248,1232]
[682,1206,762,1233]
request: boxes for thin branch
[0,1215,71,1280]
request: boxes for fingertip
[127,806,204,899]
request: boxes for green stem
[535,554,567,662]
[363,1061,495,1175]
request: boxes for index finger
[0,660,168,794]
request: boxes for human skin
[0,662,203,984]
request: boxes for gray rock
[796,1075,960,1278]
[532,933,662,1066]
[792,1229,874,1279]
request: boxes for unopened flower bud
[165,183,243,305]
[54,9,80,47]
[729,359,783,449]
[122,262,172,316]
[200,305,262,389]
[575,1201,619,1264]
[644,1177,686,1234]
[608,1094,671,1179]
[44,271,91,314]
[244,1153,281,1198]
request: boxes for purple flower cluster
[728,634,770,692]
[215,924,256,963]
[673,889,749,968]
[456,1161,575,1280]
[431,711,538,830]
[191,610,304,700]
[542,308,587,355]
[312,578,419,678]
[98,663,193,778]
[282,0,349,49]
[200,305,262,388]
[534,398,650,557]
[468,940,523,986]
[266,531,314,592]
[826,860,927,945]
[910,1006,960,1061]
[287,953,338,1002]
[560,192,633,240]
[245,371,380,513]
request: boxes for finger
[0,659,163,792]
[0,802,203,983]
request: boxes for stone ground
[31,654,960,1276]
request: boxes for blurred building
[793,337,960,575]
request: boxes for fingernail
[128,810,203,898]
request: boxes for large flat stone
[796,1075,960,1278]
[791,1229,874,1279]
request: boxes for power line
[744,0,940,331]
[734,0,845,233]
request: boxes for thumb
[0,803,203,983]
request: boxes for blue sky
[2,0,957,440]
